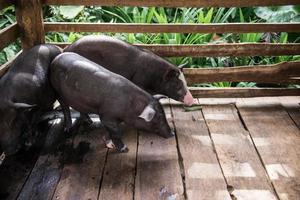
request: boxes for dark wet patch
[59,141,90,165]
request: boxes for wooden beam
[16,0,45,50]
[0,51,21,77]
[44,22,300,34]
[43,0,300,7]
[184,61,300,84]
[0,22,19,51]
[190,87,300,98]
[50,42,300,57]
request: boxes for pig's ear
[163,68,179,81]
[153,94,168,100]
[138,104,156,122]
[178,62,188,72]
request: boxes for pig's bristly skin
[0,44,62,155]
[64,35,194,105]
[50,52,174,151]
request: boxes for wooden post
[16,0,45,50]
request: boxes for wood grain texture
[48,42,300,57]
[135,103,184,200]
[202,104,277,200]
[52,128,107,200]
[278,96,300,129]
[184,61,300,84]
[237,98,300,200]
[190,87,300,98]
[98,128,137,200]
[16,0,45,50]
[0,23,19,51]
[171,104,231,200]
[44,22,300,33]
[43,0,300,7]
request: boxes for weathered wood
[137,43,300,57]
[50,42,300,57]
[43,0,300,7]
[278,96,300,129]
[52,128,108,200]
[135,103,184,200]
[237,98,300,200]
[190,87,300,98]
[0,22,19,51]
[171,103,231,199]
[44,22,300,34]
[184,61,300,84]
[202,104,277,200]
[98,128,137,200]
[0,148,40,200]
[0,51,21,77]
[17,119,65,200]
[16,0,45,50]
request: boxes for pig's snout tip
[183,91,194,106]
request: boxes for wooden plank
[171,103,231,199]
[0,51,21,77]
[237,98,300,200]
[43,0,300,7]
[16,0,45,50]
[0,146,40,200]
[44,22,300,34]
[137,43,300,57]
[52,127,108,200]
[98,128,137,200]
[135,102,184,200]
[278,96,300,129]
[184,61,300,84]
[17,119,65,200]
[0,23,19,51]
[190,87,300,98]
[49,43,300,57]
[202,104,278,200]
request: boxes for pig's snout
[183,90,194,106]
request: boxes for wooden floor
[1,97,300,200]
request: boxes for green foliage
[254,6,300,22]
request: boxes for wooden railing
[0,0,300,98]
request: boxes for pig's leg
[58,98,72,133]
[102,120,128,153]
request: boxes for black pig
[50,52,174,152]
[64,35,194,105]
[0,44,62,155]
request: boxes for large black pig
[0,44,62,155]
[64,35,194,105]
[50,52,174,152]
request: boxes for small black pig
[50,52,174,152]
[0,44,62,155]
[64,35,194,105]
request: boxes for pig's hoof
[119,145,129,153]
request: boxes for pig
[50,52,174,152]
[0,44,62,155]
[64,35,194,105]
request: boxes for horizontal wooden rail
[50,42,300,57]
[44,22,300,34]
[43,0,300,7]
[184,61,300,84]
[0,23,19,51]
[189,87,300,98]
[0,51,21,77]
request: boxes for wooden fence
[0,0,300,98]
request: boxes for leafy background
[0,5,299,87]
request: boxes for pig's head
[160,64,194,106]
[0,102,36,155]
[134,95,174,138]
